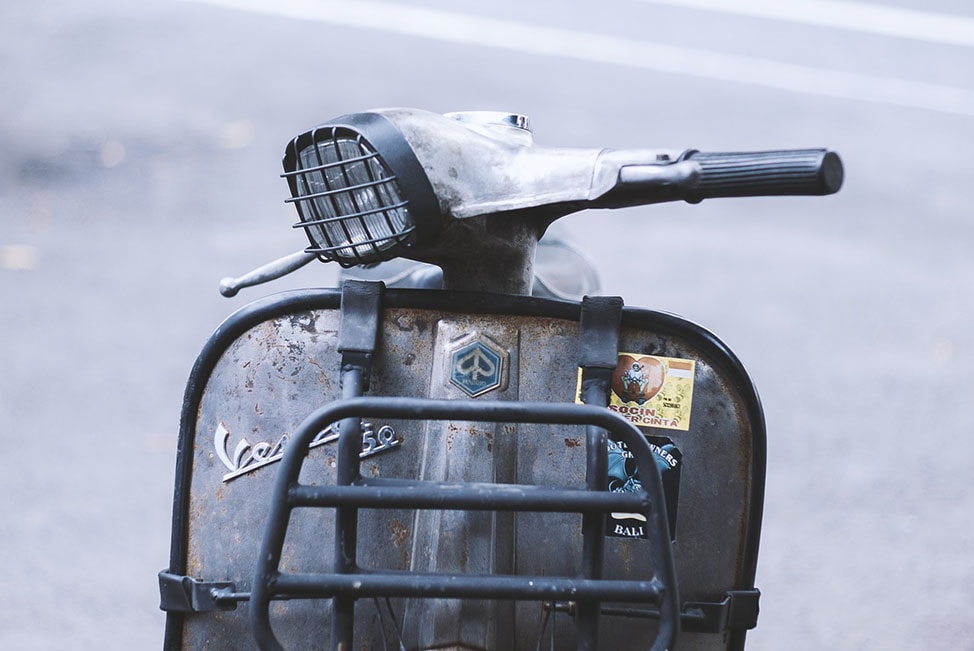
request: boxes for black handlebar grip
[684,149,843,201]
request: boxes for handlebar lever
[219,250,317,297]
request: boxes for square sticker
[577,353,696,431]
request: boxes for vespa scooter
[159,108,843,651]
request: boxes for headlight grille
[284,126,415,266]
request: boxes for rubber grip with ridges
[685,149,843,200]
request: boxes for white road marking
[636,0,974,48]
[183,0,974,116]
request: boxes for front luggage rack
[250,396,680,651]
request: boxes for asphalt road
[1,1,972,649]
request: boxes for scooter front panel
[164,288,763,651]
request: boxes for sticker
[606,436,682,539]
[215,420,401,482]
[576,353,696,431]
[575,352,694,538]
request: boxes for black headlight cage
[282,112,441,267]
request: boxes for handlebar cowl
[279,108,845,284]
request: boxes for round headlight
[282,112,440,266]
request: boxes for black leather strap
[578,295,624,399]
[575,295,624,649]
[338,280,385,385]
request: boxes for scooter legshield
[161,287,764,651]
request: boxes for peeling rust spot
[619,539,634,575]
[394,314,414,332]
[390,520,408,547]
[466,425,485,438]
[289,311,319,334]
[564,438,581,449]
[403,352,416,366]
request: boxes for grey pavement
[1,1,972,649]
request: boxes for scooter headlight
[282,113,441,266]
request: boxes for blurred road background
[1,0,972,648]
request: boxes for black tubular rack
[248,396,680,651]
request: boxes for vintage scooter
[159,109,843,651]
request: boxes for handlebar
[684,149,843,201]
[221,109,844,296]
[280,110,845,268]
[599,147,842,209]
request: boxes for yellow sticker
[577,353,696,431]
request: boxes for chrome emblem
[215,420,400,482]
[449,335,508,397]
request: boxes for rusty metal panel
[165,289,763,651]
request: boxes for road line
[184,0,974,117]
[635,0,974,48]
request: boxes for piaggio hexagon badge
[448,334,508,398]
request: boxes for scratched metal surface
[179,300,759,650]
